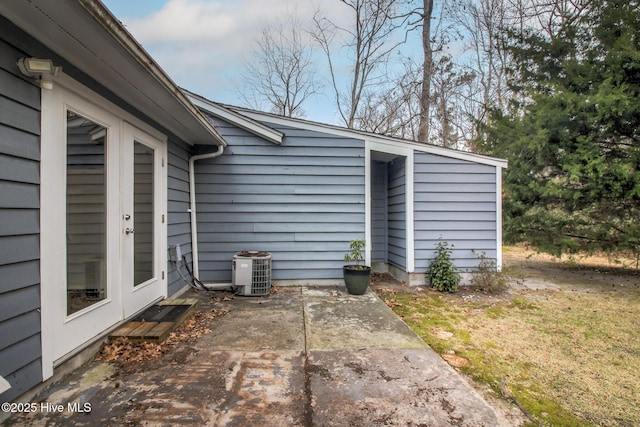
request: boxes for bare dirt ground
[503,246,640,293]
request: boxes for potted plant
[343,238,371,295]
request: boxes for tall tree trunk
[417,0,434,143]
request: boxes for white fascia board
[382,138,507,169]
[186,94,284,145]
[234,109,508,169]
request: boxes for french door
[121,123,166,317]
[41,77,166,376]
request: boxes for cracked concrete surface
[2,287,507,426]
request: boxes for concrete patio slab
[309,348,500,426]
[303,287,427,350]
[14,350,307,426]
[197,289,305,351]
[1,286,509,426]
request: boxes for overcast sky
[102,0,378,124]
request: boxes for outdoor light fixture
[16,57,61,90]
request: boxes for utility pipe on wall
[189,146,224,281]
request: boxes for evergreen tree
[481,1,640,256]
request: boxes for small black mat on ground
[132,305,190,323]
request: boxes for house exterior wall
[371,161,387,264]
[195,117,366,282]
[388,157,407,270]
[413,152,498,272]
[167,139,195,296]
[0,21,43,403]
[0,17,197,402]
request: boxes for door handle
[125,227,135,235]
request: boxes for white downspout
[189,145,224,280]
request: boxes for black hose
[183,254,208,291]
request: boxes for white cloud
[111,0,375,122]
[126,0,235,43]
[126,0,323,46]
[117,0,333,100]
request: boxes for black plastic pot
[343,265,371,295]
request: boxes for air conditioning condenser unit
[232,251,272,296]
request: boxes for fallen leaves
[384,298,402,309]
[370,272,399,284]
[430,327,453,340]
[441,354,469,368]
[212,292,236,302]
[98,337,153,364]
[96,309,228,369]
[378,286,398,296]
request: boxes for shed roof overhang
[229,107,509,169]
[0,0,226,147]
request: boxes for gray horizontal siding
[0,96,39,135]
[0,15,213,404]
[371,161,387,263]
[414,153,497,272]
[1,360,41,406]
[0,153,39,184]
[0,311,40,353]
[167,138,195,296]
[0,261,39,294]
[195,117,365,282]
[0,121,40,161]
[388,158,406,269]
[0,24,43,403]
[203,164,362,176]
[0,334,41,378]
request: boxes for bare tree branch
[238,14,320,118]
[311,0,406,128]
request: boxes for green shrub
[470,250,508,293]
[426,239,461,292]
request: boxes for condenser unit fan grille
[232,251,272,296]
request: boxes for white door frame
[40,74,167,380]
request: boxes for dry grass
[378,249,640,427]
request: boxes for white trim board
[496,167,504,270]
[40,72,169,380]
[186,92,284,145]
[366,140,415,274]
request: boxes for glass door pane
[66,111,107,315]
[134,141,154,286]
